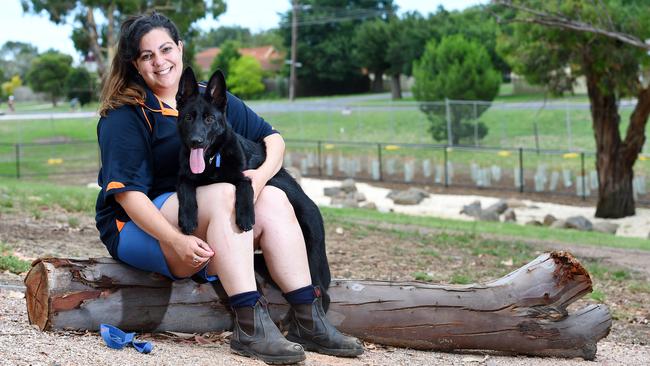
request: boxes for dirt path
[0,210,649,365]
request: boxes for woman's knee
[197,183,236,211]
[256,186,297,222]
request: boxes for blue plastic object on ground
[100,324,153,354]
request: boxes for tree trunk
[24,252,610,360]
[584,60,635,218]
[371,70,384,93]
[85,7,107,80]
[390,74,402,100]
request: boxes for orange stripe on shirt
[106,182,125,191]
[116,219,125,232]
[140,106,153,131]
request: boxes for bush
[65,67,97,106]
[228,55,265,100]
[413,35,500,145]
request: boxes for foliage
[65,67,97,105]
[21,0,227,78]
[413,35,500,144]
[279,0,396,96]
[197,25,252,49]
[353,19,390,91]
[227,55,265,100]
[0,41,39,80]
[210,40,241,79]
[1,75,23,97]
[0,244,30,274]
[26,50,73,106]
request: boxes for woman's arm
[244,133,285,201]
[115,191,213,264]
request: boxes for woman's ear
[178,40,184,55]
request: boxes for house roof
[195,45,284,72]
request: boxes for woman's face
[133,27,183,96]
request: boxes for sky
[0,0,487,63]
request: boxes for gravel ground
[1,289,649,366]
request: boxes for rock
[565,216,593,231]
[348,191,366,202]
[324,187,342,197]
[550,220,568,229]
[285,166,302,184]
[391,190,426,205]
[484,200,508,215]
[543,214,557,226]
[592,222,619,234]
[478,210,499,222]
[407,187,430,198]
[340,178,357,193]
[503,208,516,222]
[460,200,482,217]
[360,202,377,210]
[505,199,527,208]
[331,196,359,208]
[525,220,543,226]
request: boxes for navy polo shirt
[95,85,278,259]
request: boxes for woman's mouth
[155,66,173,75]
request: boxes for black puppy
[175,67,331,306]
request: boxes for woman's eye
[205,115,215,124]
[162,47,172,53]
[141,54,151,61]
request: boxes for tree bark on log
[24,251,610,360]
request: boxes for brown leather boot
[231,297,305,365]
[285,287,364,357]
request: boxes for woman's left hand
[243,169,269,202]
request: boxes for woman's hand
[163,232,214,267]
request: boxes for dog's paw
[236,214,255,232]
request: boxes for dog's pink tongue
[189,148,205,174]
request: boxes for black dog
[175,67,331,306]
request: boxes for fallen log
[24,251,610,360]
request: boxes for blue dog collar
[100,324,153,354]
[210,153,221,168]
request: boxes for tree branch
[492,0,650,51]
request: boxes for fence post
[377,143,383,182]
[581,152,586,201]
[519,147,524,193]
[444,145,449,187]
[445,98,453,146]
[14,143,21,179]
[317,140,322,177]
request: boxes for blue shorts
[116,192,217,282]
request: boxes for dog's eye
[205,115,216,124]
[184,114,192,122]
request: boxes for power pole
[289,0,299,101]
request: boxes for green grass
[0,243,31,274]
[0,178,97,214]
[590,289,606,302]
[320,206,650,251]
[10,100,99,114]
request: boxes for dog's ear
[206,69,227,111]
[176,67,199,105]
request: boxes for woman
[95,12,363,364]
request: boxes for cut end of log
[550,251,591,288]
[24,261,50,331]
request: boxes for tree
[196,26,252,49]
[413,35,500,145]
[1,75,23,97]
[21,0,226,79]
[210,40,241,79]
[279,0,396,96]
[384,12,432,99]
[354,19,390,92]
[0,41,39,80]
[228,56,265,100]
[26,50,73,106]
[65,67,97,106]
[494,0,650,218]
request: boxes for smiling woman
[93,11,363,365]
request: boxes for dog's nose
[191,137,204,146]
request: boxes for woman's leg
[253,185,312,293]
[160,183,256,295]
